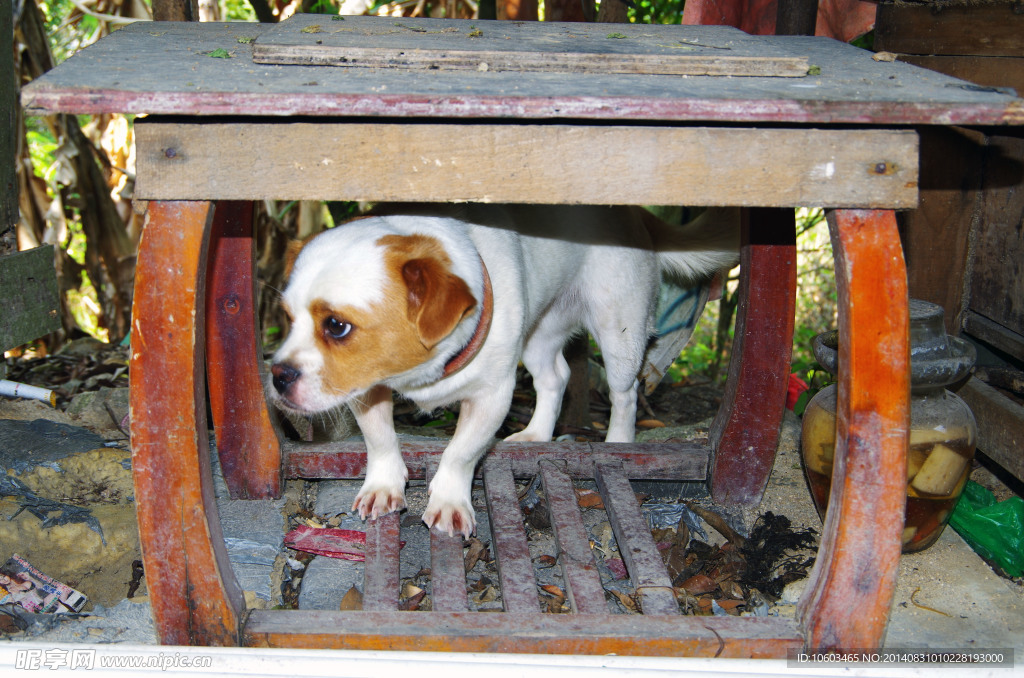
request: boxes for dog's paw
[352,481,407,520]
[422,497,476,539]
[504,429,551,442]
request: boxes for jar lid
[812,299,975,390]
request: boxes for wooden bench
[21,15,1024,655]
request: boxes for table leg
[206,200,282,499]
[709,207,797,505]
[798,208,908,649]
[130,200,245,645]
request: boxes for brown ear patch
[379,234,477,350]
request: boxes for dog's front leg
[351,384,409,520]
[423,376,516,538]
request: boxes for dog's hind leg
[504,311,577,442]
[589,314,649,443]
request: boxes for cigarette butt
[0,379,57,406]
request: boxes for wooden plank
[285,440,710,481]
[798,209,908,650]
[253,15,809,77]
[709,209,796,505]
[482,459,539,613]
[900,126,986,334]
[875,3,1024,58]
[19,21,1024,127]
[427,464,469,612]
[1,0,15,231]
[0,246,61,351]
[130,201,245,645]
[963,312,1024,363]
[243,609,803,656]
[959,377,1024,486]
[205,201,283,499]
[593,462,678,616]
[895,55,1024,98]
[363,512,402,611]
[135,122,919,208]
[244,609,803,655]
[538,461,608,615]
[968,133,1024,343]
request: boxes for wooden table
[22,15,1023,655]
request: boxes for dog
[268,204,739,538]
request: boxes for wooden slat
[253,16,808,77]
[538,461,607,615]
[243,609,804,656]
[363,512,402,611]
[959,377,1024,486]
[482,459,538,613]
[205,201,282,499]
[593,462,678,616]
[0,246,61,351]
[284,440,710,482]
[875,3,1024,58]
[427,464,469,612]
[797,209,908,649]
[135,122,919,209]
[130,201,245,645]
[709,208,796,505]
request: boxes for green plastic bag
[949,480,1024,578]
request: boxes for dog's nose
[271,363,301,395]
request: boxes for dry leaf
[471,586,497,604]
[873,51,898,62]
[636,419,666,429]
[339,585,363,611]
[576,489,605,510]
[399,589,426,611]
[680,573,717,595]
[402,582,423,599]
[541,584,565,597]
[536,554,558,568]
[610,590,639,613]
[464,538,489,572]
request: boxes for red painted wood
[130,200,244,645]
[205,200,282,499]
[797,209,908,649]
[284,440,710,481]
[428,465,470,612]
[594,462,678,616]
[709,208,797,505]
[482,459,539,614]
[538,461,608,615]
[363,512,402,611]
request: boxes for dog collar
[442,259,493,379]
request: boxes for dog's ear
[283,239,305,279]
[401,257,476,349]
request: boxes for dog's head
[269,219,479,414]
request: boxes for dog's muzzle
[271,363,301,396]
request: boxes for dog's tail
[641,207,742,285]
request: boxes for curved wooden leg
[709,207,797,505]
[130,200,245,646]
[206,200,282,499]
[798,208,908,649]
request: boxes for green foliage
[628,0,684,25]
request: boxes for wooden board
[134,121,919,208]
[19,19,1024,127]
[1,0,15,232]
[253,14,809,77]
[0,246,61,351]
[959,377,1024,486]
[875,3,1024,58]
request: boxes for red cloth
[786,373,809,411]
[682,0,875,42]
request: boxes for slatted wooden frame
[130,188,908,653]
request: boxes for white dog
[268,204,739,537]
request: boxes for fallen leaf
[471,586,497,604]
[873,51,898,62]
[402,582,423,599]
[205,48,233,58]
[636,419,666,429]
[536,554,558,568]
[541,584,565,597]
[339,585,363,611]
[464,538,489,572]
[399,589,426,611]
[575,489,604,510]
[680,573,717,595]
[610,590,639,612]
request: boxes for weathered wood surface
[363,512,402,611]
[283,439,710,481]
[254,14,809,77]
[135,122,919,208]
[129,201,245,645]
[20,19,1024,126]
[0,246,61,351]
[967,133,1024,348]
[1,0,15,231]
[959,377,1024,486]
[482,459,538,613]
[895,55,1024,99]
[798,209,908,650]
[243,609,802,655]
[875,3,1024,59]
[708,209,796,505]
[205,201,282,499]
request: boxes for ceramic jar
[801,299,977,553]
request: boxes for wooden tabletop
[21,15,1023,126]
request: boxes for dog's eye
[323,317,353,341]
